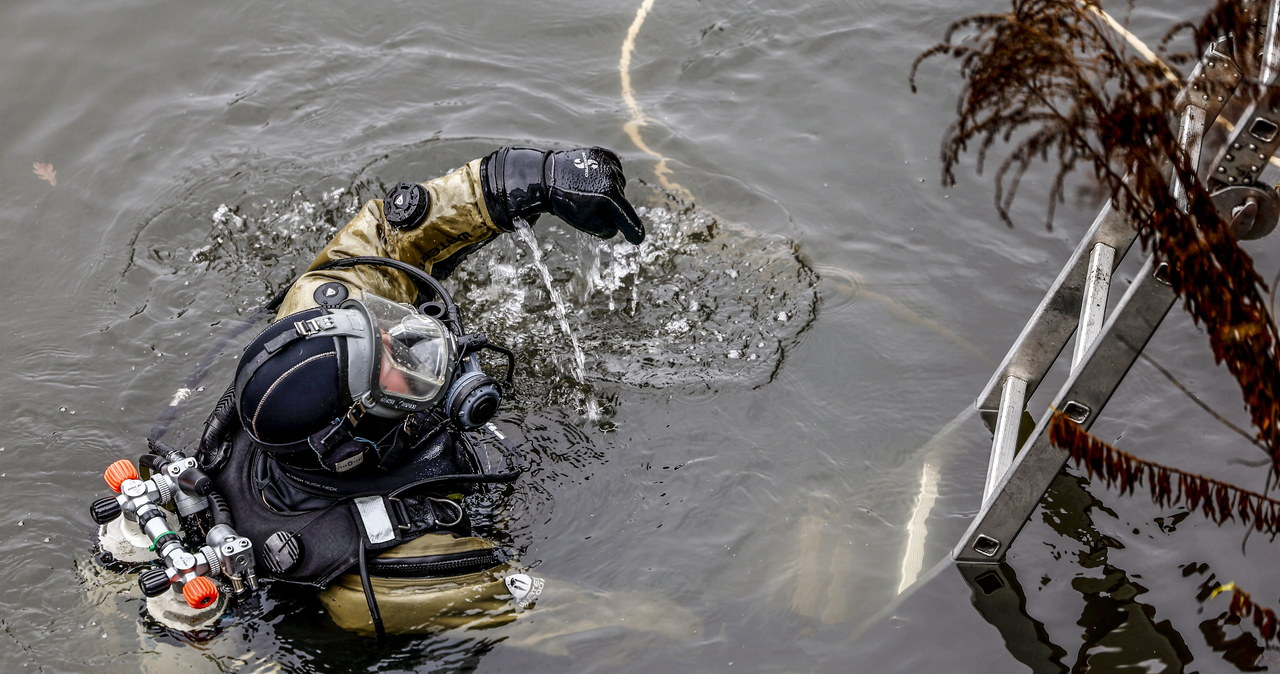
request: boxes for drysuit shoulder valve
[384,182,430,231]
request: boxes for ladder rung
[983,375,1027,504]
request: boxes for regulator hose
[207,492,235,527]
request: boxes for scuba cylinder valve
[89,443,259,630]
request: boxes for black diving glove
[481,146,646,244]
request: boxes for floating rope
[621,0,695,202]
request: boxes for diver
[194,146,646,635]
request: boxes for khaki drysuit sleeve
[274,158,501,318]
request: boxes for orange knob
[182,576,218,609]
[104,459,139,493]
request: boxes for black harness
[196,256,522,587]
[206,417,519,588]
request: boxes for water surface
[2,0,1277,671]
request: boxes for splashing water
[179,175,819,424]
[511,221,599,419]
[447,193,818,412]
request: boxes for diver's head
[235,292,459,446]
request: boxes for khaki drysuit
[264,158,524,634]
[276,158,501,317]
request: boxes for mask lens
[361,294,456,404]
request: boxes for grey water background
[2,0,1278,671]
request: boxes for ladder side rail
[975,38,1243,420]
[957,256,1179,563]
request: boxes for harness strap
[351,494,468,551]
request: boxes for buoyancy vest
[209,420,515,589]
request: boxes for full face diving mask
[294,292,509,428]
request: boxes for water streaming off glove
[510,220,599,420]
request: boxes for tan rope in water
[1084,2,1181,85]
[620,0,695,201]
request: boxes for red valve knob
[182,576,219,609]
[104,459,139,493]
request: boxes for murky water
[3,0,1279,671]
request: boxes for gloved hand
[481,146,645,244]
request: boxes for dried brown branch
[1050,411,1280,535]
[913,0,1280,475]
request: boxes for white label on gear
[355,496,395,544]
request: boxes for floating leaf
[32,162,57,187]
[1209,582,1237,600]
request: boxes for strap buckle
[294,316,337,337]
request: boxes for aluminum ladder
[954,18,1280,564]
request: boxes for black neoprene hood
[236,308,349,446]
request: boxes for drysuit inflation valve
[262,531,304,575]
[384,182,430,231]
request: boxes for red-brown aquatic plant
[912,0,1280,478]
[913,0,1280,649]
[1049,411,1280,535]
[1211,582,1280,644]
